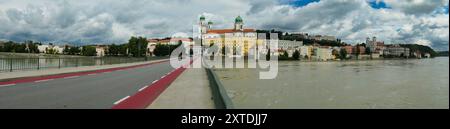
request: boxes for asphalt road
[0,61,175,109]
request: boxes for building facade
[201,15,263,57]
[383,44,410,57]
[313,46,333,61]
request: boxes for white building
[37,45,50,53]
[310,35,336,41]
[277,40,303,57]
[278,40,303,50]
[53,46,64,54]
[366,36,385,54]
[96,45,107,57]
[300,45,313,58]
[37,44,63,54]
[383,44,410,57]
[313,47,333,61]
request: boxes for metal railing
[0,56,166,72]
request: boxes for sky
[0,0,448,51]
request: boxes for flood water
[213,57,449,109]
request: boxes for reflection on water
[214,57,449,109]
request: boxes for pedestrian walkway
[0,59,169,81]
[147,67,214,109]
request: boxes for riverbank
[277,57,433,63]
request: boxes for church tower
[208,21,213,29]
[234,16,243,31]
[199,15,207,34]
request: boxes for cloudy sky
[0,0,448,50]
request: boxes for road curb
[205,68,234,109]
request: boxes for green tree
[118,44,128,56]
[128,36,148,57]
[81,46,97,56]
[108,44,120,56]
[2,41,14,52]
[354,44,360,59]
[13,43,27,53]
[339,48,347,60]
[154,44,170,56]
[279,51,289,60]
[68,46,81,55]
[365,47,371,55]
[46,48,58,54]
[292,49,300,60]
[25,41,39,53]
[63,45,70,54]
[266,49,271,61]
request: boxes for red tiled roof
[148,38,192,43]
[206,29,255,34]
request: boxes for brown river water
[213,57,449,109]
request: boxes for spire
[235,15,243,23]
[200,15,205,21]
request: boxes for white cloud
[383,0,448,15]
[0,0,448,50]
[414,39,432,46]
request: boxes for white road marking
[0,83,16,87]
[34,79,53,83]
[114,96,130,105]
[138,86,148,91]
[63,76,79,79]
[152,80,158,84]
[103,72,112,74]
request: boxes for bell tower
[234,16,243,31]
[199,15,207,34]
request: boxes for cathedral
[199,15,261,57]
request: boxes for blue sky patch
[368,0,390,9]
[279,0,320,7]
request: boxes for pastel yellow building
[200,15,263,57]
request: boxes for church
[199,15,262,57]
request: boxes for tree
[13,43,27,53]
[339,48,347,60]
[108,44,120,56]
[46,48,58,54]
[153,44,170,56]
[279,51,289,60]
[118,44,128,56]
[2,41,14,52]
[355,44,360,59]
[63,45,70,54]
[266,49,271,61]
[26,41,39,53]
[128,36,148,57]
[292,49,300,60]
[365,47,371,55]
[68,46,81,55]
[81,46,97,56]
[400,44,437,58]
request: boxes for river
[213,57,449,109]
